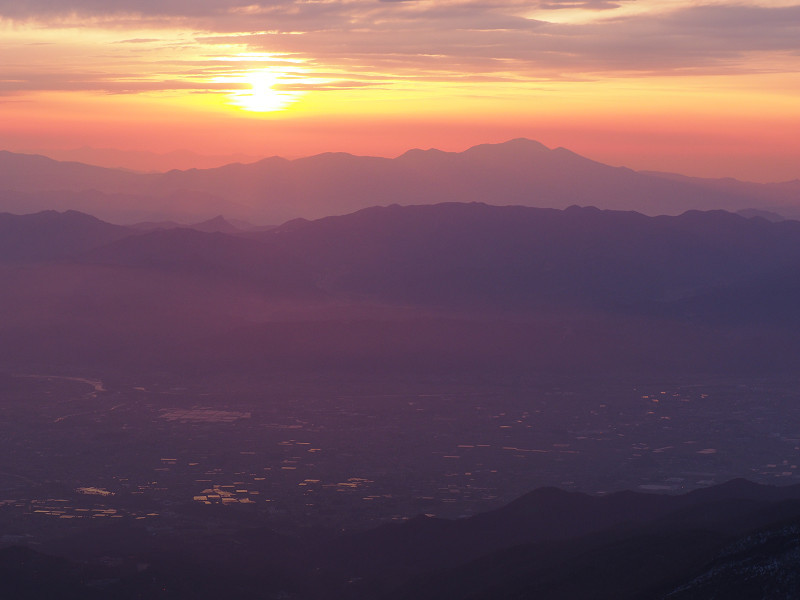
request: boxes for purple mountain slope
[2,205,800,375]
[0,209,131,262]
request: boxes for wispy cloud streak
[0,1,798,96]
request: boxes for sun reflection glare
[221,69,303,113]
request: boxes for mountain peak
[28,208,101,223]
[396,147,452,161]
[463,138,550,157]
[190,215,242,234]
[504,137,549,149]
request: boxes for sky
[1,0,799,181]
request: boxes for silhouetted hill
[645,170,800,219]
[452,513,800,600]
[140,139,800,222]
[317,478,800,591]
[38,146,259,172]
[129,218,185,231]
[2,140,798,223]
[0,528,318,600]
[6,480,800,600]
[0,210,131,262]
[190,215,243,234]
[388,529,730,600]
[375,483,800,600]
[0,150,141,192]
[3,204,800,375]
[130,216,263,233]
[266,203,800,315]
[664,518,800,599]
[0,188,243,224]
[737,207,786,221]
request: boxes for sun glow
[221,69,304,113]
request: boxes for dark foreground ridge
[3,479,800,600]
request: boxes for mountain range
[4,141,800,599]
[1,203,800,377]
[2,139,799,224]
[30,146,260,173]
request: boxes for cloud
[0,1,799,98]
[0,0,240,20]
[188,2,800,78]
[114,37,163,43]
[0,71,245,95]
[0,0,617,24]
[537,0,624,10]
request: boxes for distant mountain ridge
[2,204,800,375]
[1,139,798,224]
[32,146,260,173]
[264,202,800,315]
[7,203,800,313]
[0,210,130,263]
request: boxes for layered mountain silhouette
[1,139,798,224]
[37,146,259,172]
[1,203,800,376]
[4,140,800,600]
[264,202,800,312]
[0,210,130,263]
[4,191,800,598]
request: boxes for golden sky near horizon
[1,0,799,180]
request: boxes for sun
[225,69,303,113]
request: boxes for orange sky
[1,1,799,181]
